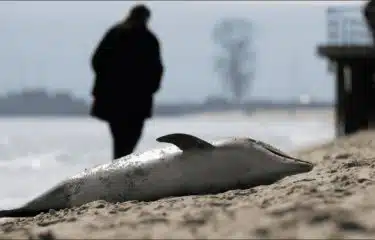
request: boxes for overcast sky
[0,1,367,104]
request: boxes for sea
[0,109,334,210]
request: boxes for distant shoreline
[0,106,334,119]
[0,88,333,117]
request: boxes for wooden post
[350,60,371,132]
[317,46,375,137]
[335,62,345,137]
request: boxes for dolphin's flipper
[156,133,215,151]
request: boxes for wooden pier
[317,45,375,137]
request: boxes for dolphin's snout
[280,158,314,176]
[294,160,314,173]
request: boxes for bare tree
[213,18,256,105]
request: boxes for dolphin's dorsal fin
[156,133,215,151]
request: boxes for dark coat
[90,21,164,122]
[364,0,375,43]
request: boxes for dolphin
[0,133,313,218]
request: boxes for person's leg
[108,118,145,160]
[108,121,122,160]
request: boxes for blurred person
[90,4,164,160]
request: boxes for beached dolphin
[0,133,313,218]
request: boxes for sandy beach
[2,129,375,239]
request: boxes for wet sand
[2,130,375,239]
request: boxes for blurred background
[0,1,368,208]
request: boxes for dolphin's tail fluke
[0,208,42,218]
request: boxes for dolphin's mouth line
[247,138,313,166]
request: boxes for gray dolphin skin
[0,133,313,218]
